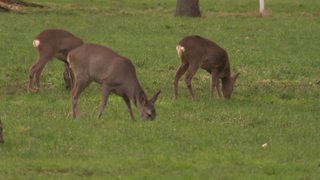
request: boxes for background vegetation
[0,0,319,179]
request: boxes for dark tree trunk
[175,0,201,17]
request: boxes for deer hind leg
[57,50,73,90]
[0,121,3,143]
[63,63,72,90]
[28,56,52,91]
[28,62,40,90]
[29,45,54,91]
[173,62,189,99]
[211,70,221,99]
[185,63,199,101]
[71,74,90,118]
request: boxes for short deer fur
[0,120,4,143]
[28,29,83,91]
[67,44,161,120]
[173,35,239,100]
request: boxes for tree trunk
[175,0,201,17]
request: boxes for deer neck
[221,66,231,87]
[130,83,146,107]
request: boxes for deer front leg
[98,85,111,119]
[211,70,221,99]
[216,80,222,98]
[122,95,135,121]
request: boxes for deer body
[67,44,160,120]
[28,29,83,91]
[173,35,239,100]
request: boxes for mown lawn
[0,0,319,179]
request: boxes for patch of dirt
[204,10,272,18]
[0,0,44,13]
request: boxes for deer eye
[146,111,153,117]
[145,109,155,120]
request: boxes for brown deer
[0,120,4,143]
[28,29,83,91]
[67,44,161,120]
[173,35,239,100]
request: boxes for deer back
[178,35,230,76]
[35,29,83,61]
[68,44,139,86]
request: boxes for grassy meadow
[0,0,320,179]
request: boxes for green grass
[1,0,320,179]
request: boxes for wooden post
[259,0,264,14]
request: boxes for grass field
[0,0,320,179]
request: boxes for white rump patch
[67,53,71,64]
[176,45,185,57]
[33,39,40,47]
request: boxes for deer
[67,44,161,120]
[0,120,4,143]
[173,35,240,100]
[28,29,83,91]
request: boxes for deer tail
[33,39,40,48]
[176,45,185,59]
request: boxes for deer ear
[233,72,240,81]
[150,90,161,103]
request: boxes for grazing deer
[173,35,240,100]
[28,29,83,91]
[0,120,4,143]
[67,44,161,120]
